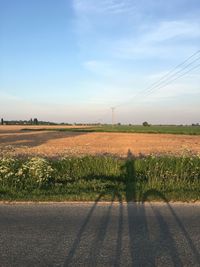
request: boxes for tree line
[0,118,58,125]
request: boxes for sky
[0,0,200,124]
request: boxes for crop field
[98,125,200,135]
[0,125,200,157]
[0,125,200,201]
[22,124,200,135]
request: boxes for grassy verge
[0,155,200,202]
[21,125,200,135]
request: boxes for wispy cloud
[83,60,118,77]
[73,0,200,61]
[112,20,200,59]
[145,20,200,42]
[73,0,135,15]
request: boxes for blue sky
[0,0,200,124]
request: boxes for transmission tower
[111,107,115,126]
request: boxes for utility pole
[111,107,115,126]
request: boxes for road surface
[0,202,200,267]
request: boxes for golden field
[0,125,200,157]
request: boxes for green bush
[53,156,123,183]
[0,155,200,201]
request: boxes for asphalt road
[0,202,200,267]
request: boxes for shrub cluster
[0,155,200,200]
[0,157,54,190]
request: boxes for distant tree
[143,121,150,127]
[192,123,200,127]
[33,118,38,125]
[1,118,3,125]
[117,122,121,126]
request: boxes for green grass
[0,155,200,202]
[22,125,200,135]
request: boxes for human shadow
[125,151,200,266]
[124,149,153,266]
[62,151,200,266]
[124,149,136,202]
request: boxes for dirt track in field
[0,125,200,157]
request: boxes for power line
[140,56,200,97]
[98,50,200,123]
[116,49,200,108]
[139,50,200,95]
[144,63,200,98]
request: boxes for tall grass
[0,155,200,201]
